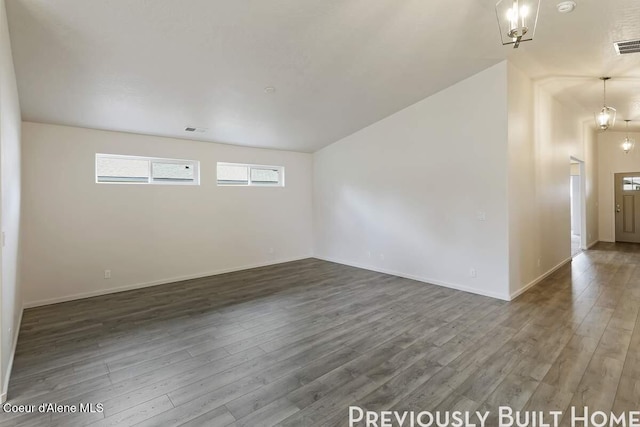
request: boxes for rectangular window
[217,163,249,186]
[623,177,640,191]
[96,154,199,185]
[217,162,284,187]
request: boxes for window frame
[96,153,200,186]
[623,177,640,192]
[217,162,285,187]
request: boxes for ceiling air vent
[614,39,640,55]
[184,127,206,133]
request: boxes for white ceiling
[526,0,640,132]
[6,0,640,152]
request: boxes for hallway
[509,242,640,425]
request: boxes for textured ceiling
[6,0,640,151]
[524,0,640,132]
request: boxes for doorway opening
[570,158,586,257]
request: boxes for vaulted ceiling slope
[6,0,640,152]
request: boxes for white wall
[506,63,537,298]
[313,62,511,300]
[570,164,582,238]
[507,62,598,297]
[571,175,581,236]
[21,122,313,306]
[312,60,599,301]
[597,130,640,242]
[0,0,22,402]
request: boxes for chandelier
[595,77,616,131]
[495,0,541,48]
[622,120,635,154]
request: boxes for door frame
[613,171,640,242]
[570,156,587,251]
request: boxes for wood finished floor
[2,242,640,426]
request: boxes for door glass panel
[623,177,640,191]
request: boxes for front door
[615,172,640,243]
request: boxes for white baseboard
[314,256,510,301]
[24,255,313,308]
[509,256,572,300]
[587,240,600,248]
[2,305,24,403]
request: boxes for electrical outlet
[104,270,111,279]
[379,254,385,261]
[537,258,541,267]
[476,211,486,221]
[470,268,477,278]
[268,247,274,254]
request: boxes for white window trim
[217,162,285,187]
[96,153,200,186]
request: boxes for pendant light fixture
[595,77,616,131]
[495,0,541,48]
[622,120,635,154]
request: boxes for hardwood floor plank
[224,346,361,420]
[523,382,573,414]
[541,335,599,392]
[231,397,299,427]
[175,406,235,427]
[89,395,173,427]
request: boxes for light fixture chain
[627,120,630,138]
